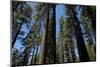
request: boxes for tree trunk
[73,10,90,62]
[39,5,50,64]
[39,31,46,64]
[83,21,96,61]
[59,16,64,63]
[60,27,64,63]
[50,4,56,63]
[88,20,96,53]
[86,7,96,53]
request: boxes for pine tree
[64,5,90,62]
[80,6,96,60]
[59,16,64,63]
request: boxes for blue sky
[56,4,65,33]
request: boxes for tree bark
[39,5,50,64]
[72,9,90,62]
[60,27,64,63]
[50,4,56,63]
[39,31,46,64]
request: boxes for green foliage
[80,6,96,60]
[12,2,96,66]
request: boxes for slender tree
[49,4,56,63]
[59,16,64,63]
[80,6,96,53]
[80,6,96,60]
[35,3,56,64]
[64,5,90,62]
[34,4,50,64]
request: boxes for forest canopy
[12,1,96,66]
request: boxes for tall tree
[34,3,50,64]
[64,5,90,62]
[35,3,56,64]
[80,6,96,53]
[59,16,64,63]
[80,6,96,60]
[63,19,76,62]
[49,4,56,63]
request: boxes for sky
[56,4,65,33]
